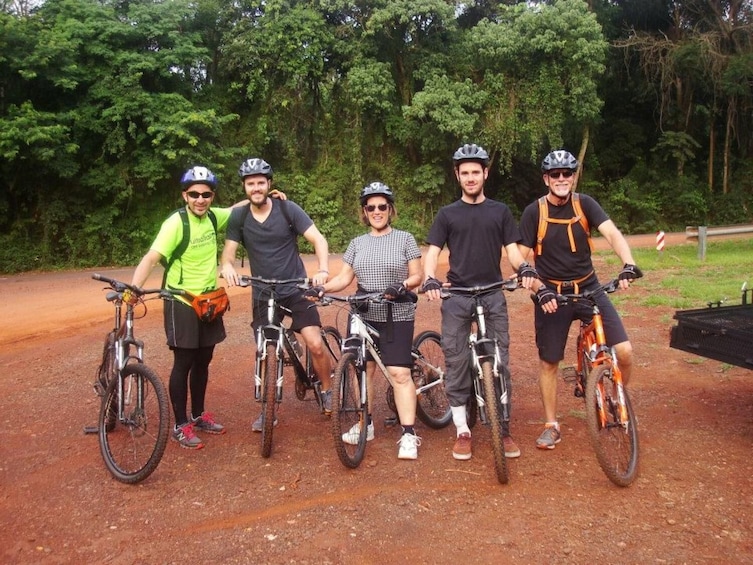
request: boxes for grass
[595,238,753,310]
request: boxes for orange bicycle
[559,278,639,487]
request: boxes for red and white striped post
[656,230,665,254]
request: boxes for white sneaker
[397,433,421,460]
[342,422,375,445]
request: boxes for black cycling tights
[169,345,215,426]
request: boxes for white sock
[451,406,470,436]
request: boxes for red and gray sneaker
[192,411,226,435]
[172,422,204,449]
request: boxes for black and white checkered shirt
[343,229,421,322]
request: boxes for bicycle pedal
[384,416,398,427]
[561,366,578,382]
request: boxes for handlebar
[440,277,521,299]
[555,278,620,306]
[317,290,418,307]
[91,273,187,299]
[235,275,311,289]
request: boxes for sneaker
[452,432,472,461]
[503,435,521,458]
[536,424,561,450]
[322,389,333,415]
[251,413,279,432]
[172,422,204,449]
[397,433,421,460]
[342,422,375,445]
[191,411,226,435]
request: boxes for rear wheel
[331,351,367,468]
[322,326,341,365]
[98,363,169,484]
[480,360,509,485]
[260,343,278,458]
[586,364,639,487]
[412,331,451,429]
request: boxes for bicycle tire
[95,331,117,397]
[467,385,478,429]
[585,364,640,487]
[260,343,278,458]
[331,351,367,468]
[480,360,509,485]
[98,363,169,484]
[412,330,451,429]
[322,325,341,364]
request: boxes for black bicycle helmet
[359,181,395,206]
[452,143,490,167]
[238,157,273,179]
[180,166,217,189]
[541,150,579,171]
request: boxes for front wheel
[412,331,451,429]
[260,343,278,458]
[98,363,169,484]
[331,351,367,468]
[585,364,639,487]
[480,360,509,485]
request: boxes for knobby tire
[98,363,169,484]
[412,331,451,429]
[481,360,509,485]
[260,343,278,458]
[331,351,367,468]
[585,364,640,487]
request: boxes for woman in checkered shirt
[307,182,424,460]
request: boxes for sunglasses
[547,170,574,179]
[364,203,389,212]
[186,191,214,199]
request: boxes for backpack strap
[535,193,592,256]
[160,207,217,287]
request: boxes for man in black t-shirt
[518,150,642,451]
[423,143,536,462]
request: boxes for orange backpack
[535,192,593,256]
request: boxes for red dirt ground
[1,233,752,564]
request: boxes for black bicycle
[87,274,182,484]
[440,278,520,485]
[237,275,341,458]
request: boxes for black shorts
[164,299,226,349]
[252,290,322,332]
[534,281,629,363]
[365,320,415,368]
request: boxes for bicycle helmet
[238,157,273,180]
[452,143,490,167]
[359,182,395,206]
[541,150,579,171]
[180,166,217,190]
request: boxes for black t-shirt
[519,193,608,282]
[426,198,521,287]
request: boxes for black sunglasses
[547,170,574,179]
[364,203,389,212]
[187,191,214,199]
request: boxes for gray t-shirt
[226,200,313,297]
[343,229,421,322]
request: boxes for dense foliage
[1,0,752,272]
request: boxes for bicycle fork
[470,335,510,425]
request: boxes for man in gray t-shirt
[220,158,333,428]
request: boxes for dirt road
[1,231,752,564]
